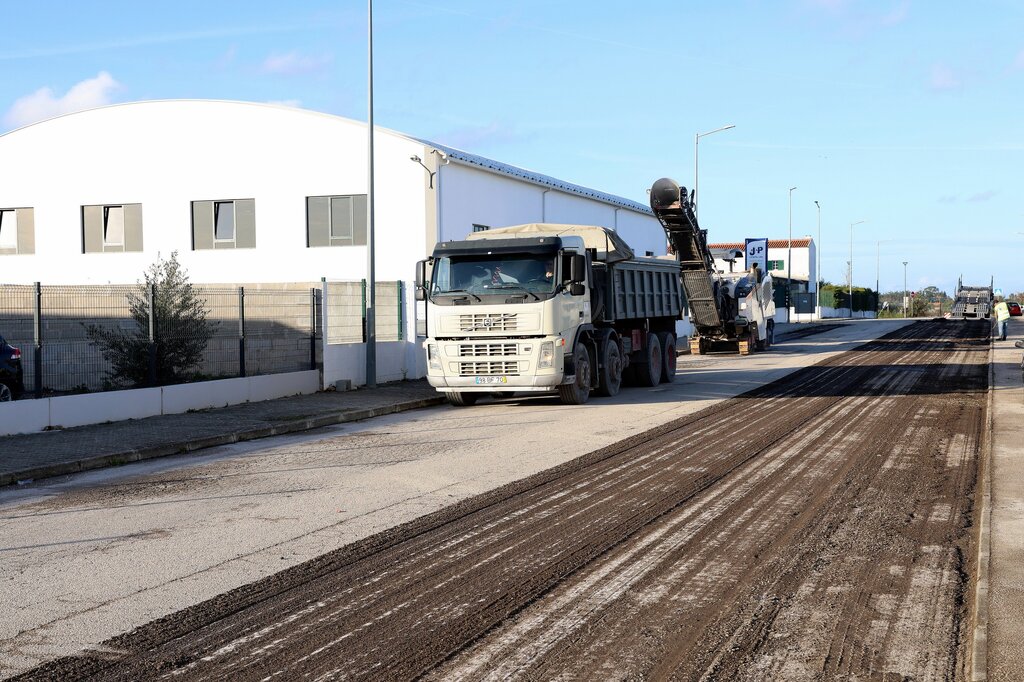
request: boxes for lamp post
[903,261,909,318]
[365,0,377,387]
[876,239,891,315]
[849,219,867,318]
[694,124,735,220]
[788,186,797,316]
[815,200,821,317]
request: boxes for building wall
[437,162,663,255]
[0,100,429,285]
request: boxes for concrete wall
[0,370,319,435]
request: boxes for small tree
[86,252,215,386]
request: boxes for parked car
[1008,301,1022,317]
[0,335,25,401]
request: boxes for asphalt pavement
[1,317,1020,678]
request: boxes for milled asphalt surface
[1,317,1020,678]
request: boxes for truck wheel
[634,333,662,387]
[596,336,623,397]
[558,344,592,405]
[446,391,478,407]
[657,332,677,384]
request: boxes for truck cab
[417,234,590,405]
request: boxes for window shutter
[235,199,256,248]
[192,201,214,250]
[124,203,144,252]
[16,208,34,254]
[82,205,103,253]
[353,194,368,246]
[307,196,330,247]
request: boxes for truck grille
[459,361,520,376]
[458,313,518,332]
[459,343,518,357]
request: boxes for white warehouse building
[0,100,667,286]
[0,100,691,399]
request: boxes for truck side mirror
[569,283,586,296]
[414,259,428,300]
[570,254,586,283]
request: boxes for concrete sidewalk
[983,316,1024,681]
[0,380,445,488]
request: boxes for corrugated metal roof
[709,238,814,249]
[417,139,653,215]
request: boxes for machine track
[17,320,988,681]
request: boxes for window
[82,204,142,253]
[472,224,490,233]
[192,199,256,249]
[306,195,367,247]
[214,201,235,241]
[645,250,654,257]
[0,210,17,251]
[103,206,125,247]
[0,208,33,254]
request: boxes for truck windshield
[432,255,557,298]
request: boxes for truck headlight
[539,341,554,369]
[427,344,441,371]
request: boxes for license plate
[475,376,508,385]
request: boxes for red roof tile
[708,238,813,249]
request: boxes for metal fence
[0,283,321,397]
[324,280,405,345]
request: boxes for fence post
[310,287,317,370]
[397,280,404,341]
[148,283,158,386]
[33,282,42,399]
[238,286,246,378]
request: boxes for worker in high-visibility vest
[994,299,1010,341]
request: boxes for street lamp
[876,239,892,315]
[694,124,735,220]
[366,0,377,387]
[815,200,821,317]
[788,186,797,316]
[849,220,867,317]
[903,261,909,318]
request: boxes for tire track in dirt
[14,320,987,681]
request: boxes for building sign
[745,238,768,272]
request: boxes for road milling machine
[649,177,776,355]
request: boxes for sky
[2,0,1021,296]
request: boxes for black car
[0,335,25,401]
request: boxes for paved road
[0,321,915,678]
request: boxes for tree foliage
[86,252,215,386]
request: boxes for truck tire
[657,332,677,384]
[558,344,592,405]
[446,391,479,407]
[634,333,662,387]
[595,334,623,397]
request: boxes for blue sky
[3,1,1021,295]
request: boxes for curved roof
[2,99,652,216]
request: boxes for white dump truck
[414,224,685,406]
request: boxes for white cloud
[266,99,302,108]
[260,51,331,76]
[966,190,998,203]
[929,63,961,91]
[4,72,121,129]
